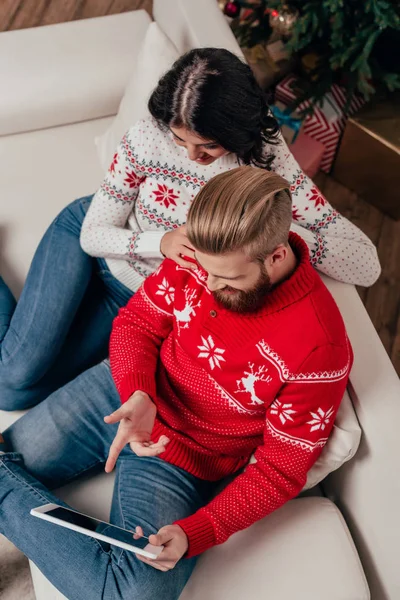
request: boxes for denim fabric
[1,361,216,600]
[0,196,133,410]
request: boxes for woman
[0,48,380,411]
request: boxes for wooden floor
[314,174,400,376]
[0,0,152,30]
[1,0,400,376]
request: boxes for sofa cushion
[0,11,151,136]
[0,117,113,297]
[95,21,180,171]
[180,497,369,600]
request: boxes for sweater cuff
[134,231,165,259]
[119,372,157,404]
[174,510,216,558]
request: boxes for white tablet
[30,503,163,560]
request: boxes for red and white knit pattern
[80,117,380,290]
[109,234,353,557]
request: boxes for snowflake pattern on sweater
[80,118,380,292]
[109,233,353,557]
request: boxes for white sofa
[1,1,400,599]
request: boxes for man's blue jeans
[1,361,217,600]
[0,196,133,411]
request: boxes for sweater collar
[257,232,316,316]
[201,232,316,318]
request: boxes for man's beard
[213,266,272,314]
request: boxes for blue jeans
[0,196,133,411]
[1,361,217,600]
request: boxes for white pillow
[95,22,180,171]
[303,389,361,490]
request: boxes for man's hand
[104,391,169,472]
[134,525,189,571]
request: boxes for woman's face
[170,126,229,165]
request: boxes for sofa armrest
[153,0,244,58]
[321,275,400,600]
[0,11,151,136]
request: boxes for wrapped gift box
[242,41,294,91]
[333,96,400,220]
[275,75,365,173]
[270,102,325,179]
[270,101,303,144]
[290,131,325,180]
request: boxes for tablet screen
[45,506,149,549]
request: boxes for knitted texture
[80,118,380,290]
[109,234,353,557]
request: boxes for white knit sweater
[80,117,380,291]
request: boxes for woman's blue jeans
[0,196,133,410]
[1,361,217,600]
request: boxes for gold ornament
[269,5,299,38]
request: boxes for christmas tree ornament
[224,1,241,19]
[268,4,299,38]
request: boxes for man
[0,167,352,600]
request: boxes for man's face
[195,249,272,313]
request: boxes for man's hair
[186,166,292,261]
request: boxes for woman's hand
[104,391,169,472]
[160,225,196,269]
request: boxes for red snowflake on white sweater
[153,184,179,208]
[109,152,118,175]
[124,168,141,188]
[308,187,326,209]
[292,206,303,221]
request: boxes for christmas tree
[226,0,400,113]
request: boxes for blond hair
[186,166,292,260]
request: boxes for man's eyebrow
[194,253,240,280]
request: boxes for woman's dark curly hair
[148,48,280,169]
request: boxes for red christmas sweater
[109,233,353,557]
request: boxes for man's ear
[264,244,287,269]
